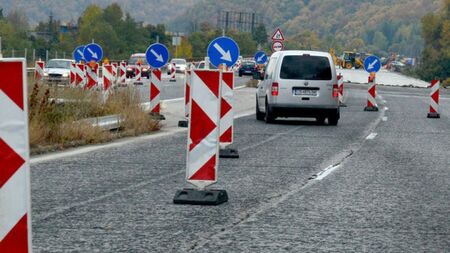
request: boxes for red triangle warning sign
[271,28,285,41]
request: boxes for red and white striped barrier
[111,62,118,85]
[75,63,85,87]
[118,61,126,85]
[184,70,191,118]
[34,60,44,82]
[186,70,221,188]
[135,62,142,82]
[150,69,162,115]
[220,71,234,145]
[427,79,440,118]
[169,63,176,82]
[85,63,99,89]
[102,64,113,92]
[0,58,32,252]
[364,75,378,111]
[70,62,76,87]
[337,73,346,107]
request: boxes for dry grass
[28,83,159,154]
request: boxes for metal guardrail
[80,115,122,131]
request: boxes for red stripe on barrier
[0,138,25,188]
[0,214,29,253]
[189,100,216,151]
[431,89,439,104]
[150,82,160,100]
[196,71,220,98]
[0,62,24,109]
[188,155,216,180]
[219,127,232,143]
[220,98,232,118]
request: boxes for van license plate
[294,89,317,96]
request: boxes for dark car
[238,61,257,76]
[126,54,151,79]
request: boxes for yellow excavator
[340,51,365,69]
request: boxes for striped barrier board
[173,69,228,205]
[427,79,440,118]
[118,61,126,85]
[0,58,32,252]
[85,62,99,89]
[34,61,44,82]
[150,69,165,120]
[364,75,378,111]
[76,63,85,87]
[70,62,76,87]
[337,74,346,107]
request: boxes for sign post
[146,43,169,120]
[363,55,381,111]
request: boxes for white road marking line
[382,100,387,103]
[384,107,389,111]
[314,164,341,181]
[366,132,378,140]
[382,116,388,121]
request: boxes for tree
[252,24,268,46]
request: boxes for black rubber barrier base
[173,189,228,205]
[339,103,347,107]
[364,106,379,111]
[427,112,440,118]
[150,113,166,120]
[169,79,176,82]
[178,120,188,128]
[219,148,239,159]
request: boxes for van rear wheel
[264,100,275,124]
[328,110,339,126]
[256,98,264,121]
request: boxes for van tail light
[332,83,339,98]
[271,82,279,96]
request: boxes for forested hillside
[0,0,198,25]
[172,0,441,56]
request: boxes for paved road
[132,73,251,103]
[30,83,450,252]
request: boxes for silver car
[255,50,340,125]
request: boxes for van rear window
[280,55,332,80]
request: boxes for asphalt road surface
[132,73,251,103]
[30,81,450,252]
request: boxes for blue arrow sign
[145,43,169,69]
[83,43,103,63]
[73,45,85,63]
[364,55,381,73]
[207,37,240,68]
[254,51,268,64]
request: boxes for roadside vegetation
[28,83,160,154]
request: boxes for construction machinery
[340,51,366,69]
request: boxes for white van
[255,50,340,125]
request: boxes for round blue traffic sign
[145,43,169,69]
[364,55,381,73]
[207,36,240,68]
[254,51,268,64]
[83,43,103,63]
[73,45,85,63]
